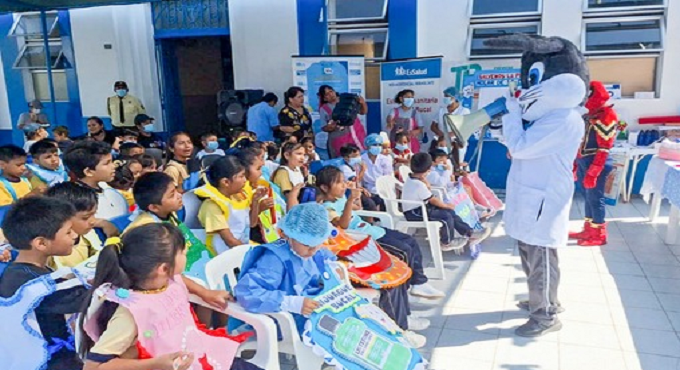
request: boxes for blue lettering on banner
[296,70,307,76]
[350,89,362,94]
[381,58,442,81]
[349,69,361,75]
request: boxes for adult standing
[317,85,367,158]
[386,89,423,153]
[247,92,279,142]
[431,87,471,166]
[107,81,146,130]
[569,81,617,247]
[133,114,165,149]
[17,100,50,130]
[277,86,312,142]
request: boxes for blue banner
[381,58,442,81]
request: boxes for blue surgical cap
[364,133,384,147]
[279,203,333,247]
[443,86,459,99]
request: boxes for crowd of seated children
[263,142,280,180]
[23,124,49,153]
[133,153,158,175]
[0,145,40,206]
[301,136,320,165]
[108,159,142,206]
[197,132,226,161]
[28,139,68,188]
[45,182,100,268]
[361,134,393,196]
[53,125,74,152]
[393,132,413,178]
[163,131,194,193]
[338,143,384,213]
[196,156,267,252]
[0,197,87,370]
[78,223,261,370]
[118,142,145,159]
[401,153,490,252]
[271,142,308,196]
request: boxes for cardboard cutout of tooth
[303,262,427,370]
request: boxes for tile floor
[282,195,680,370]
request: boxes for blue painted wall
[0,11,83,145]
[296,0,326,55]
[388,0,417,60]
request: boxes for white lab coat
[502,105,584,249]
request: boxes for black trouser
[404,205,473,244]
[361,193,385,212]
[378,283,410,330]
[377,228,428,286]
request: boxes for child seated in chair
[197,132,226,161]
[27,139,68,188]
[0,145,41,206]
[402,153,490,252]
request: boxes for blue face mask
[143,123,154,132]
[116,89,127,98]
[111,149,119,157]
[206,141,219,151]
[368,146,382,156]
[395,144,409,151]
[443,97,454,106]
[403,97,415,108]
[435,164,447,172]
[439,146,449,154]
[348,157,362,166]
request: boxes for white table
[641,156,680,244]
[611,144,658,203]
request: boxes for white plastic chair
[205,245,325,370]
[182,190,203,229]
[398,165,412,184]
[375,175,447,279]
[95,186,130,220]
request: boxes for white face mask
[443,97,454,106]
[32,108,41,114]
[403,97,415,108]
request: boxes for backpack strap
[392,107,400,119]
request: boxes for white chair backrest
[376,175,404,216]
[205,244,251,292]
[182,191,203,229]
[95,187,130,220]
[398,165,412,182]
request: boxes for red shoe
[578,223,607,247]
[568,220,592,240]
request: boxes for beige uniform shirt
[107,94,146,128]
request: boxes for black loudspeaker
[217,89,265,131]
[332,93,361,127]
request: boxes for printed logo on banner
[381,59,442,81]
[324,68,334,75]
[349,69,361,75]
[296,70,307,76]
[350,89,362,94]
[605,84,622,100]
[296,62,306,67]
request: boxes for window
[584,17,663,54]
[329,29,388,61]
[588,56,658,98]
[585,0,664,11]
[471,0,541,17]
[468,23,540,58]
[9,11,70,102]
[327,0,388,22]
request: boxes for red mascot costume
[570,81,618,246]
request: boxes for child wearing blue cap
[235,202,427,348]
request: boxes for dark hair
[395,132,409,144]
[78,223,185,357]
[133,171,174,211]
[279,141,303,167]
[429,135,446,153]
[410,153,433,174]
[108,159,139,191]
[64,140,112,179]
[87,116,104,126]
[236,148,263,181]
[0,145,27,162]
[200,132,218,142]
[206,155,244,188]
[340,144,360,158]
[430,149,448,161]
[53,125,70,137]
[317,84,334,106]
[46,182,98,213]
[166,131,192,161]
[262,92,278,104]
[2,197,76,250]
[394,89,415,104]
[134,153,157,169]
[284,86,304,105]
[26,129,43,140]
[266,143,279,160]
[301,137,315,146]
[315,166,344,194]
[119,142,144,158]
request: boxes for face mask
[31,108,41,114]
[435,164,447,172]
[111,149,119,157]
[395,144,409,151]
[369,146,382,156]
[123,140,137,144]
[116,89,127,98]
[206,141,219,151]
[143,123,154,132]
[403,97,415,108]
[439,146,449,154]
[348,157,362,166]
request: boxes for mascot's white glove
[504,90,522,119]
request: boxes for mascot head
[484,34,589,122]
[585,80,610,112]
